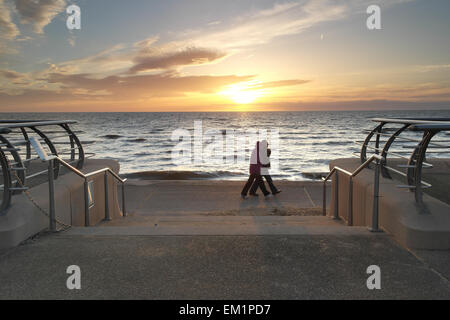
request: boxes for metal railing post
[369,159,381,232]
[121,182,126,217]
[322,180,327,216]
[0,120,130,224]
[48,160,57,232]
[104,172,110,221]
[84,179,90,226]
[348,177,353,226]
[333,172,339,220]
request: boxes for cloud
[0,0,442,112]
[255,79,310,89]
[0,69,23,79]
[130,47,227,73]
[182,0,412,50]
[50,44,132,75]
[0,70,259,110]
[0,0,20,39]
[412,64,450,73]
[134,36,160,49]
[14,0,66,33]
[0,68,43,93]
[268,99,450,111]
[46,39,228,76]
[0,41,19,55]
[183,0,347,49]
[254,2,301,18]
[10,0,411,78]
[46,72,254,97]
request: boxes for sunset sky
[0,0,449,112]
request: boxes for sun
[220,82,263,104]
[231,90,259,104]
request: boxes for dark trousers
[250,175,278,194]
[241,174,269,196]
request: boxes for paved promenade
[1,233,449,299]
[119,180,328,216]
[0,180,449,299]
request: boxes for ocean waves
[4,110,449,181]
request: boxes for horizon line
[1,108,450,113]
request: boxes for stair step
[63,216,371,237]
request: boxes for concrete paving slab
[412,249,450,282]
[120,180,330,216]
[65,216,370,236]
[0,233,449,299]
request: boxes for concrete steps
[61,180,368,237]
[64,215,371,236]
[61,180,363,237]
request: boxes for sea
[2,110,450,180]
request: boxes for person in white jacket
[249,147,281,196]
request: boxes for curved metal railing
[323,117,450,226]
[0,120,89,214]
[359,118,450,207]
[0,127,12,213]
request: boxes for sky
[0,0,449,112]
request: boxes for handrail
[0,120,84,214]
[0,120,78,128]
[371,118,450,125]
[361,117,450,208]
[47,156,127,231]
[410,124,450,131]
[0,149,11,213]
[323,154,384,231]
[362,130,450,147]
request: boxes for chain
[11,168,72,231]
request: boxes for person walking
[249,148,281,196]
[241,140,271,199]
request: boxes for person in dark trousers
[249,148,281,196]
[241,140,271,199]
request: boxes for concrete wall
[329,158,450,250]
[0,159,123,250]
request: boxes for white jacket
[250,140,270,175]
